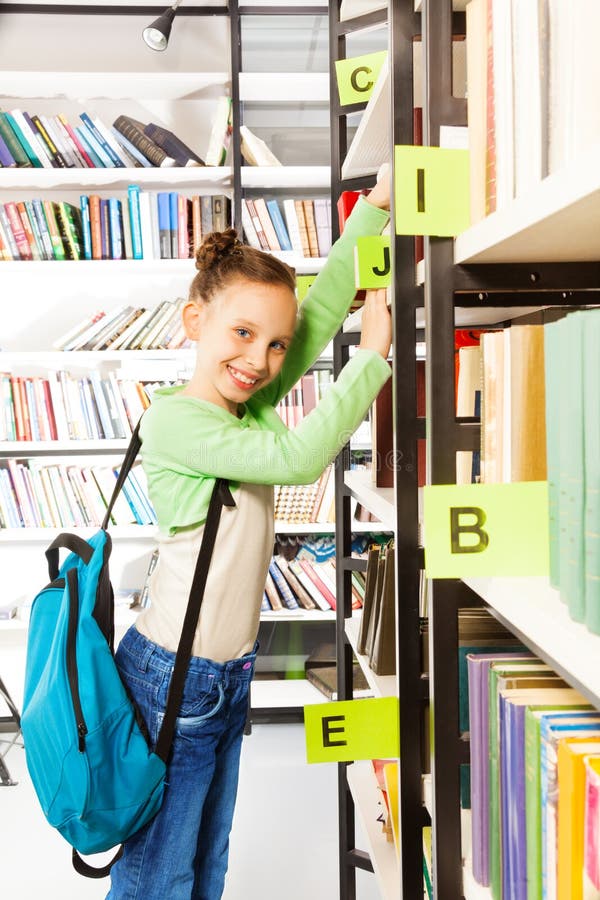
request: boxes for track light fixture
[142,0,183,52]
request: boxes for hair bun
[195,228,243,271]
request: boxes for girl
[107,178,392,900]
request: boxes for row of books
[454,309,599,637]
[262,553,365,613]
[467,649,600,900]
[467,0,600,220]
[355,538,395,676]
[0,372,172,442]
[274,369,332,428]
[0,189,231,261]
[0,460,154,529]
[242,197,332,259]
[53,299,191,353]
[0,107,213,170]
[273,465,335,525]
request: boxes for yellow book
[383,761,399,858]
[557,737,600,900]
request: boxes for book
[583,311,600,635]
[584,756,600,897]
[113,115,176,168]
[239,125,282,167]
[557,738,600,900]
[306,664,371,701]
[0,109,31,167]
[204,96,232,166]
[265,199,292,251]
[143,121,205,167]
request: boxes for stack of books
[0,190,231,261]
[242,197,331,258]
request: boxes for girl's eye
[270,341,287,352]
[235,327,251,338]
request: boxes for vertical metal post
[422,0,469,896]
[229,0,242,232]
[389,2,427,897]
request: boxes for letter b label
[450,506,490,554]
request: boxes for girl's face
[185,278,298,416]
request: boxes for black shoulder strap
[154,478,235,763]
[101,420,142,531]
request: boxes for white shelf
[269,252,327,274]
[346,761,399,900]
[0,258,195,274]
[344,469,395,529]
[0,349,195,365]
[0,167,232,192]
[240,166,330,189]
[341,56,389,180]
[239,72,329,103]
[0,526,158,542]
[340,0,387,20]
[463,576,600,707]
[344,302,549,333]
[1,71,229,100]
[0,439,130,454]
[273,520,389,534]
[250,677,328,708]
[455,140,600,263]
[345,615,397,698]
[260,609,335,622]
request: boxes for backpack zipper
[66,568,88,751]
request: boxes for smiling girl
[107,179,392,900]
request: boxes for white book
[511,0,544,196]
[138,191,156,260]
[9,108,53,169]
[109,308,152,351]
[92,115,132,167]
[282,199,304,255]
[466,0,489,224]
[239,125,282,167]
[205,95,232,166]
[63,305,128,352]
[491,0,515,208]
[241,202,261,249]
[40,113,75,167]
[288,560,330,611]
[148,191,161,260]
[107,372,133,436]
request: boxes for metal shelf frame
[330,2,427,898]
[422,2,600,897]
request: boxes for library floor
[1,722,382,900]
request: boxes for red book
[4,201,32,260]
[336,189,368,232]
[298,559,336,610]
[41,378,58,441]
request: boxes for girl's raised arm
[254,188,389,408]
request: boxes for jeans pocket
[158,682,226,738]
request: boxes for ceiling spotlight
[142,1,182,52]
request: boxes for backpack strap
[154,477,236,763]
[72,846,123,879]
[101,419,143,531]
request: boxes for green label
[304,696,399,764]
[334,51,387,106]
[394,145,471,237]
[423,482,550,577]
[354,235,391,289]
[296,274,318,303]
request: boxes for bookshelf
[331,1,600,897]
[0,5,389,727]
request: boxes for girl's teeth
[230,367,256,384]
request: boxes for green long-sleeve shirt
[140,196,391,535]
[136,196,391,660]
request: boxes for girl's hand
[359,288,392,359]
[365,164,390,210]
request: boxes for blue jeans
[106,626,256,900]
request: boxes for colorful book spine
[127,185,143,260]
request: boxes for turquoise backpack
[21,423,233,878]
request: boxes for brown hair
[189,228,296,304]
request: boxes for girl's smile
[183,278,298,415]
